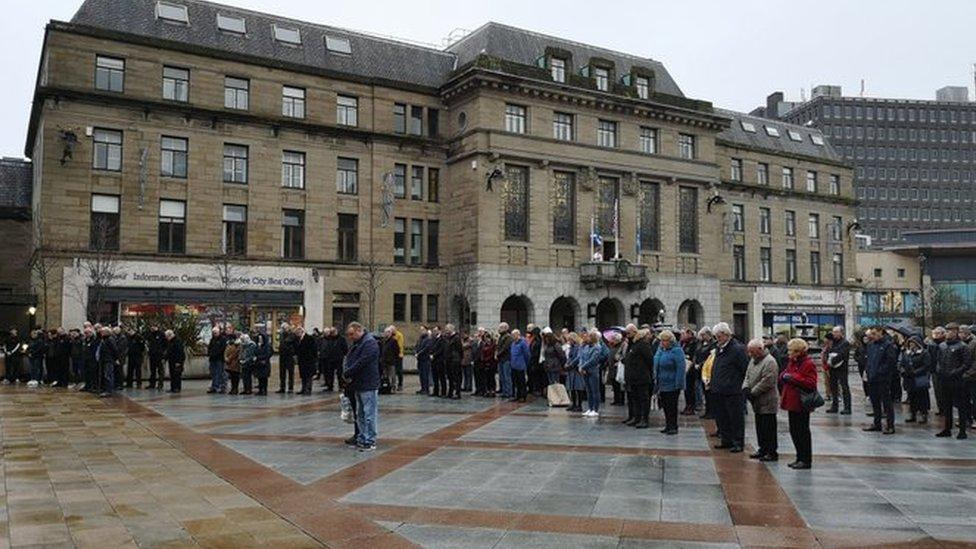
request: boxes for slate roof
[446,22,684,97]
[0,158,32,209]
[716,109,842,163]
[69,0,457,89]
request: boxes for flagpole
[614,198,620,260]
[590,215,595,261]
[636,205,641,265]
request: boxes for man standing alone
[825,326,852,415]
[343,322,380,452]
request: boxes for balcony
[580,259,648,291]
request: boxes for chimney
[766,92,784,119]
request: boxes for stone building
[25,0,856,340]
[0,158,34,332]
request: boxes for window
[325,35,351,54]
[410,106,423,136]
[786,249,797,284]
[281,151,305,189]
[678,186,698,253]
[393,103,407,134]
[635,76,650,99]
[393,218,405,264]
[806,170,817,193]
[505,104,527,134]
[598,120,617,148]
[765,125,780,137]
[808,213,820,239]
[282,210,304,259]
[550,57,566,83]
[160,136,187,178]
[757,163,769,185]
[553,112,574,141]
[809,252,822,284]
[428,168,440,203]
[639,127,657,154]
[759,207,771,234]
[593,67,609,91]
[92,129,122,171]
[832,253,844,284]
[337,213,357,261]
[760,247,772,282]
[785,210,796,237]
[741,121,756,133]
[410,294,423,322]
[831,216,843,241]
[336,157,358,194]
[678,134,695,159]
[411,166,424,200]
[732,245,746,281]
[95,55,124,92]
[732,204,744,232]
[829,174,840,195]
[636,181,657,252]
[273,25,301,45]
[393,164,406,198]
[216,13,246,34]
[282,86,305,118]
[156,1,189,23]
[426,294,439,323]
[427,220,439,266]
[162,66,189,102]
[409,219,423,265]
[427,108,440,138]
[788,130,802,142]
[596,177,619,236]
[781,167,794,189]
[158,200,186,254]
[393,294,406,322]
[222,205,247,256]
[90,194,120,251]
[337,95,358,126]
[552,171,576,245]
[503,165,529,241]
[223,144,248,184]
[811,134,825,146]
[897,268,906,278]
[731,158,742,181]
[224,77,249,110]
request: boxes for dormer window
[788,130,803,142]
[635,76,650,99]
[274,24,302,45]
[740,121,756,133]
[811,134,825,146]
[217,13,246,34]
[156,1,188,23]
[764,125,780,137]
[593,67,609,91]
[550,57,566,83]
[326,35,352,54]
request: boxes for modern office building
[757,86,976,246]
[24,0,856,341]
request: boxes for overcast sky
[3,0,975,158]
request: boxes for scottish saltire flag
[591,230,603,247]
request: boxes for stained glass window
[596,177,619,235]
[503,165,529,241]
[678,186,698,253]
[639,182,659,251]
[552,171,575,244]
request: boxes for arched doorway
[595,298,624,330]
[549,296,579,332]
[637,298,665,326]
[451,295,472,332]
[500,294,532,332]
[677,299,704,329]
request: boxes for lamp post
[918,252,927,335]
[27,306,37,331]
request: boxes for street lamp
[27,306,37,331]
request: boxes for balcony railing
[580,259,648,290]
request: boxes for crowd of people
[4,316,975,460]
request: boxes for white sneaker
[1,379,9,385]
[51,381,59,387]
[27,380,39,388]
[583,410,595,417]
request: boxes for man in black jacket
[94,327,120,398]
[294,326,318,395]
[147,325,166,390]
[936,323,972,439]
[444,324,463,399]
[863,327,898,434]
[318,327,347,392]
[207,327,227,394]
[710,322,749,453]
[430,326,447,398]
[125,328,145,389]
[164,329,185,393]
[276,324,296,394]
[826,326,852,415]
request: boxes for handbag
[339,394,354,423]
[799,387,825,412]
[913,373,930,390]
[615,361,625,385]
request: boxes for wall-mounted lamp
[706,194,726,213]
[485,167,504,192]
[846,220,861,235]
[27,306,37,316]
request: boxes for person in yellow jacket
[392,325,405,392]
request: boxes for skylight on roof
[764,125,780,137]
[156,1,188,23]
[217,13,246,34]
[811,134,825,146]
[788,130,802,142]
[274,24,302,45]
[740,121,756,133]
[325,35,352,54]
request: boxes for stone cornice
[716,137,852,170]
[719,179,858,207]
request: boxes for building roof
[69,0,457,89]
[715,109,842,163]
[0,158,32,210]
[445,22,684,97]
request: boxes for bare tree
[77,216,122,323]
[448,264,475,331]
[27,216,61,329]
[357,252,387,331]
[209,255,250,326]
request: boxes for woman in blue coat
[563,333,584,412]
[579,330,608,417]
[654,330,687,434]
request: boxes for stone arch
[677,299,705,329]
[500,294,533,332]
[637,298,666,326]
[595,297,625,330]
[548,296,580,332]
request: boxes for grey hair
[747,338,765,350]
[498,322,509,331]
[164,329,175,337]
[712,322,732,336]
[697,326,712,337]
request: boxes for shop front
[754,287,855,343]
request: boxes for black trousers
[256,376,268,395]
[319,359,333,389]
[684,368,700,411]
[169,362,183,392]
[447,366,462,397]
[125,355,143,387]
[660,390,680,431]
[611,380,625,404]
[52,357,70,387]
[432,362,447,396]
[345,386,359,437]
[755,413,778,457]
[114,358,125,390]
[512,369,527,400]
[627,383,651,420]
[939,381,971,433]
[278,357,294,391]
[395,357,404,390]
[713,392,745,447]
[828,365,851,410]
[228,371,240,393]
[868,382,895,428]
[241,365,253,393]
[148,355,164,387]
[788,411,811,463]
[299,363,315,394]
[908,386,931,414]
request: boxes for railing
[579,259,648,290]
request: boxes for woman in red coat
[779,338,818,470]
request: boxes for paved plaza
[2,374,976,548]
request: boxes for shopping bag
[340,393,354,423]
[614,361,625,385]
[546,383,570,407]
